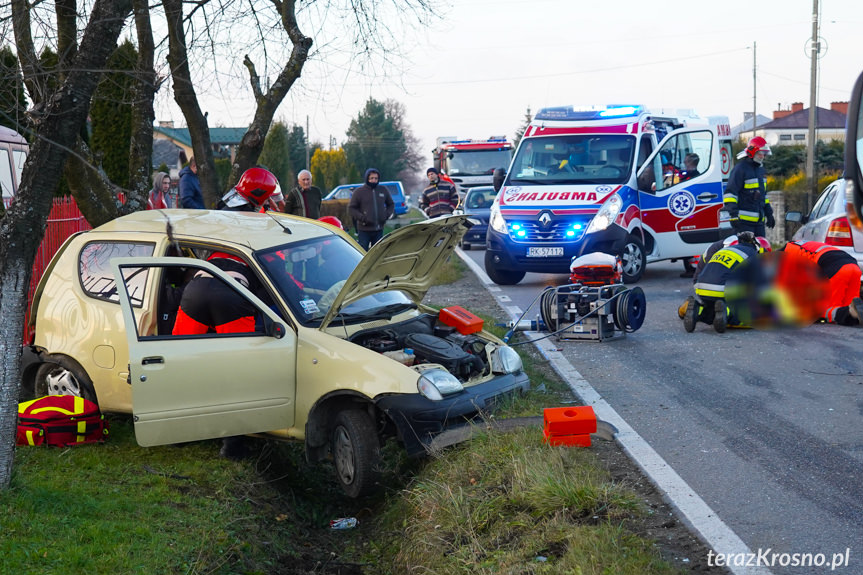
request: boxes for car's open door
[111,257,296,446]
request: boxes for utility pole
[806,0,820,211]
[752,41,757,133]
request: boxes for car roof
[91,209,333,251]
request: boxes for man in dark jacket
[284,169,322,218]
[349,168,394,250]
[179,155,204,209]
[723,137,775,236]
[420,167,459,218]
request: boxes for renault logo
[539,212,552,227]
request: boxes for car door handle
[697,193,718,201]
[142,356,164,365]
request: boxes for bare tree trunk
[128,0,158,200]
[163,0,220,207]
[227,0,313,188]
[0,0,133,490]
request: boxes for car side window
[79,241,155,305]
[810,184,837,220]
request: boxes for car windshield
[508,135,635,185]
[465,187,497,209]
[448,149,512,176]
[256,236,413,325]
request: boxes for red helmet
[745,136,771,158]
[725,232,771,253]
[235,167,279,206]
[318,215,344,230]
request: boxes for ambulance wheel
[485,251,525,285]
[331,409,381,498]
[33,355,97,403]
[620,236,646,283]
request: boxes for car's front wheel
[484,251,526,285]
[620,235,646,284]
[331,409,381,498]
[32,355,97,403]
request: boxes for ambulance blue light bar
[535,105,645,121]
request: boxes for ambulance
[484,105,733,284]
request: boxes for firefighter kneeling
[684,231,769,333]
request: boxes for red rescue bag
[17,396,109,447]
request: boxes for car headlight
[467,217,482,226]
[492,345,523,374]
[489,204,507,233]
[585,194,623,234]
[417,369,464,401]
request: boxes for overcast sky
[155,0,863,169]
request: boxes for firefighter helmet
[725,232,771,253]
[745,136,771,158]
[318,215,344,230]
[235,167,279,206]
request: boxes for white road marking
[456,248,772,575]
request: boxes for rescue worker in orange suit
[724,136,775,237]
[174,167,280,336]
[684,231,768,333]
[172,252,258,335]
[774,240,863,326]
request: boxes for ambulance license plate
[527,247,564,257]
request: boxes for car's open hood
[319,215,470,329]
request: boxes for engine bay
[350,313,489,382]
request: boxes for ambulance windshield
[508,135,635,185]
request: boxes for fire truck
[485,105,733,285]
[432,137,514,194]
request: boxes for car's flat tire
[331,409,381,498]
[33,355,97,403]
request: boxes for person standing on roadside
[420,167,459,218]
[349,168,394,250]
[723,137,775,236]
[178,153,204,209]
[284,169,322,219]
[147,171,172,210]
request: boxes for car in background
[454,185,498,250]
[785,178,863,268]
[322,180,409,216]
[20,210,529,497]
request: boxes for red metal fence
[3,197,92,341]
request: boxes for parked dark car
[454,185,498,250]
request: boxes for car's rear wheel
[484,251,526,285]
[331,409,381,498]
[33,355,97,403]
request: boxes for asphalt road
[461,249,863,575]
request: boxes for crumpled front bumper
[375,371,531,456]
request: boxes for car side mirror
[267,319,286,339]
[845,70,863,231]
[784,211,804,224]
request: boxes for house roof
[759,106,846,130]
[731,114,771,139]
[152,138,183,169]
[153,126,248,147]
